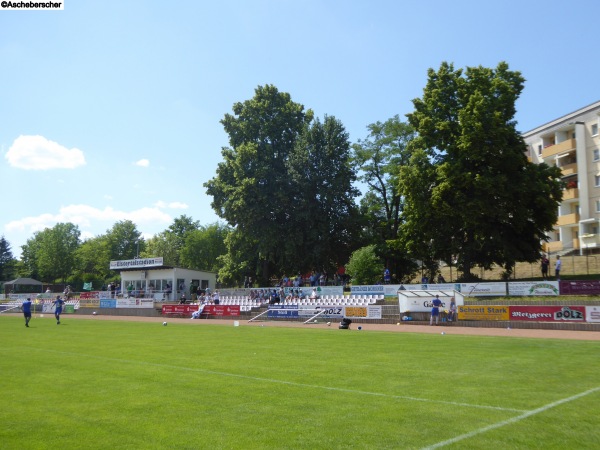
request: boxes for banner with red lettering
[161,304,241,316]
[509,306,585,322]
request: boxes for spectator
[541,255,550,280]
[179,293,187,304]
[555,256,562,280]
[384,268,391,284]
[447,297,457,322]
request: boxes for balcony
[560,162,578,177]
[556,212,580,227]
[543,241,563,253]
[541,138,576,159]
[562,188,579,201]
[581,234,600,249]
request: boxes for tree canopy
[400,61,563,280]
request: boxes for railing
[556,212,580,227]
[541,138,576,159]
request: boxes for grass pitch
[1,315,599,449]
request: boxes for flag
[83,282,93,291]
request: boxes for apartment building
[523,100,600,255]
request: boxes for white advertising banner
[109,257,164,270]
[460,282,507,297]
[116,298,155,308]
[586,306,600,323]
[508,281,559,296]
[350,285,385,295]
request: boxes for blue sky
[1,0,598,257]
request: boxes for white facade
[119,267,217,301]
[523,100,600,255]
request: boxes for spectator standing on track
[22,297,33,327]
[430,295,443,326]
[52,295,64,325]
[555,256,562,280]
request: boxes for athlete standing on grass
[22,297,32,327]
[52,295,64,325]
[430,295,443,326]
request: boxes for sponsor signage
[109,257,164,270]
[268,305,299,318]
[350,285,385,295]
[559,280,600,296]
[509,306,586,322]
[79,292,100,299]
[204,305,240,316]
[162,304,196,315]
[460,283,507,297]
[586,306,600,323]
[344,305,382,319]
[116,298,154,309]
[508,282,559,296]
[100,299,117,309]
[457,305,509,321]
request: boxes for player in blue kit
[52,295,65,324]
[22,297,32,327]
[430,295,443,326]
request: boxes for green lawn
[1,315,599,449]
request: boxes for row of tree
[0,218,230,289]
[1,62,564,288]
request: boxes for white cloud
[155,201,189,209]
[5,204,172,237]
[135,159,150,167]
[5,135,86,170]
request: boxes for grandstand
[211,294,383,311]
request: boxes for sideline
[62,314,600,341]
[421,386,600,449]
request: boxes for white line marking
[27,347,525,413]
[422,386,600,449]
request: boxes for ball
[327,322,331,326]
[358,326,362,331]
[396,322,400,325]
[92,311,97,315]
[163,321,167,326]
[314,319,318,323]
[441,332,445,335]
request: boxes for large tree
[105,220,144,261]
[204,84,312,284]
[179,223,230,273]
[74,236,111,282]
[0,236,17,281]
[352,116,418,282]
[22,223,81,283]
[400,61,563,280]
[285,115,361,274]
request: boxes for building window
[538,145,542,155]
[596,175,600,187]
[593,123,599,136]
[596,201,600,213]
[594,149,600,161]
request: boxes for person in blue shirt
[430,295,443,326]
[22,298,33,327]
[52,295,65,324]
[384,268,391,284]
